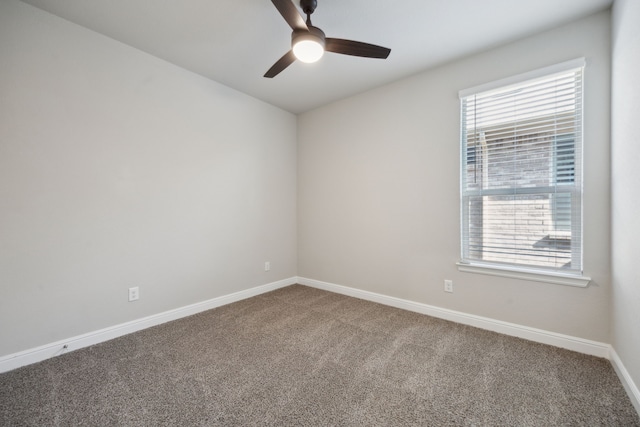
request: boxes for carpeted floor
[1,284,638,426]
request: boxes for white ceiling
[20,0,612,113]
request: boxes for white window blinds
[460,60,584,275]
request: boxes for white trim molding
[0,277,297,374]
[456,262,591,287]
[610,348,640,416]
[297,276,608,358]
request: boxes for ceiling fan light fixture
[293,39,324,63]
[292,29,325,63]
[264,0,391,78]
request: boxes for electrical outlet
[444,280,453,293]
[128,286,139,302]
[264,261,271,271]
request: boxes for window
[459,59,584,278]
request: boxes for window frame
[457,59,590,287]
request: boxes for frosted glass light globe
[293,39,324,63]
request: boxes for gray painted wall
[611,0,640,402]
[0,0,298,357]
[298,11,611,342]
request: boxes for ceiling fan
[264,0,391,78]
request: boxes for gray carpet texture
[1,284,638,426]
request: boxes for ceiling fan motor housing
[292,25,325,48]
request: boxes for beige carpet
[1,284,638,426]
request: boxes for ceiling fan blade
[264,50,297,78]
[325,38,391,59]
[271,0,308,31]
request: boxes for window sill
[456,262,591,287]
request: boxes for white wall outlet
[444,280,453,293]
[128,286,139,302]
[264,261,271,271]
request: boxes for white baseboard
[610,348,640,415]
[0,277,297,374]
[297,277,611,358]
